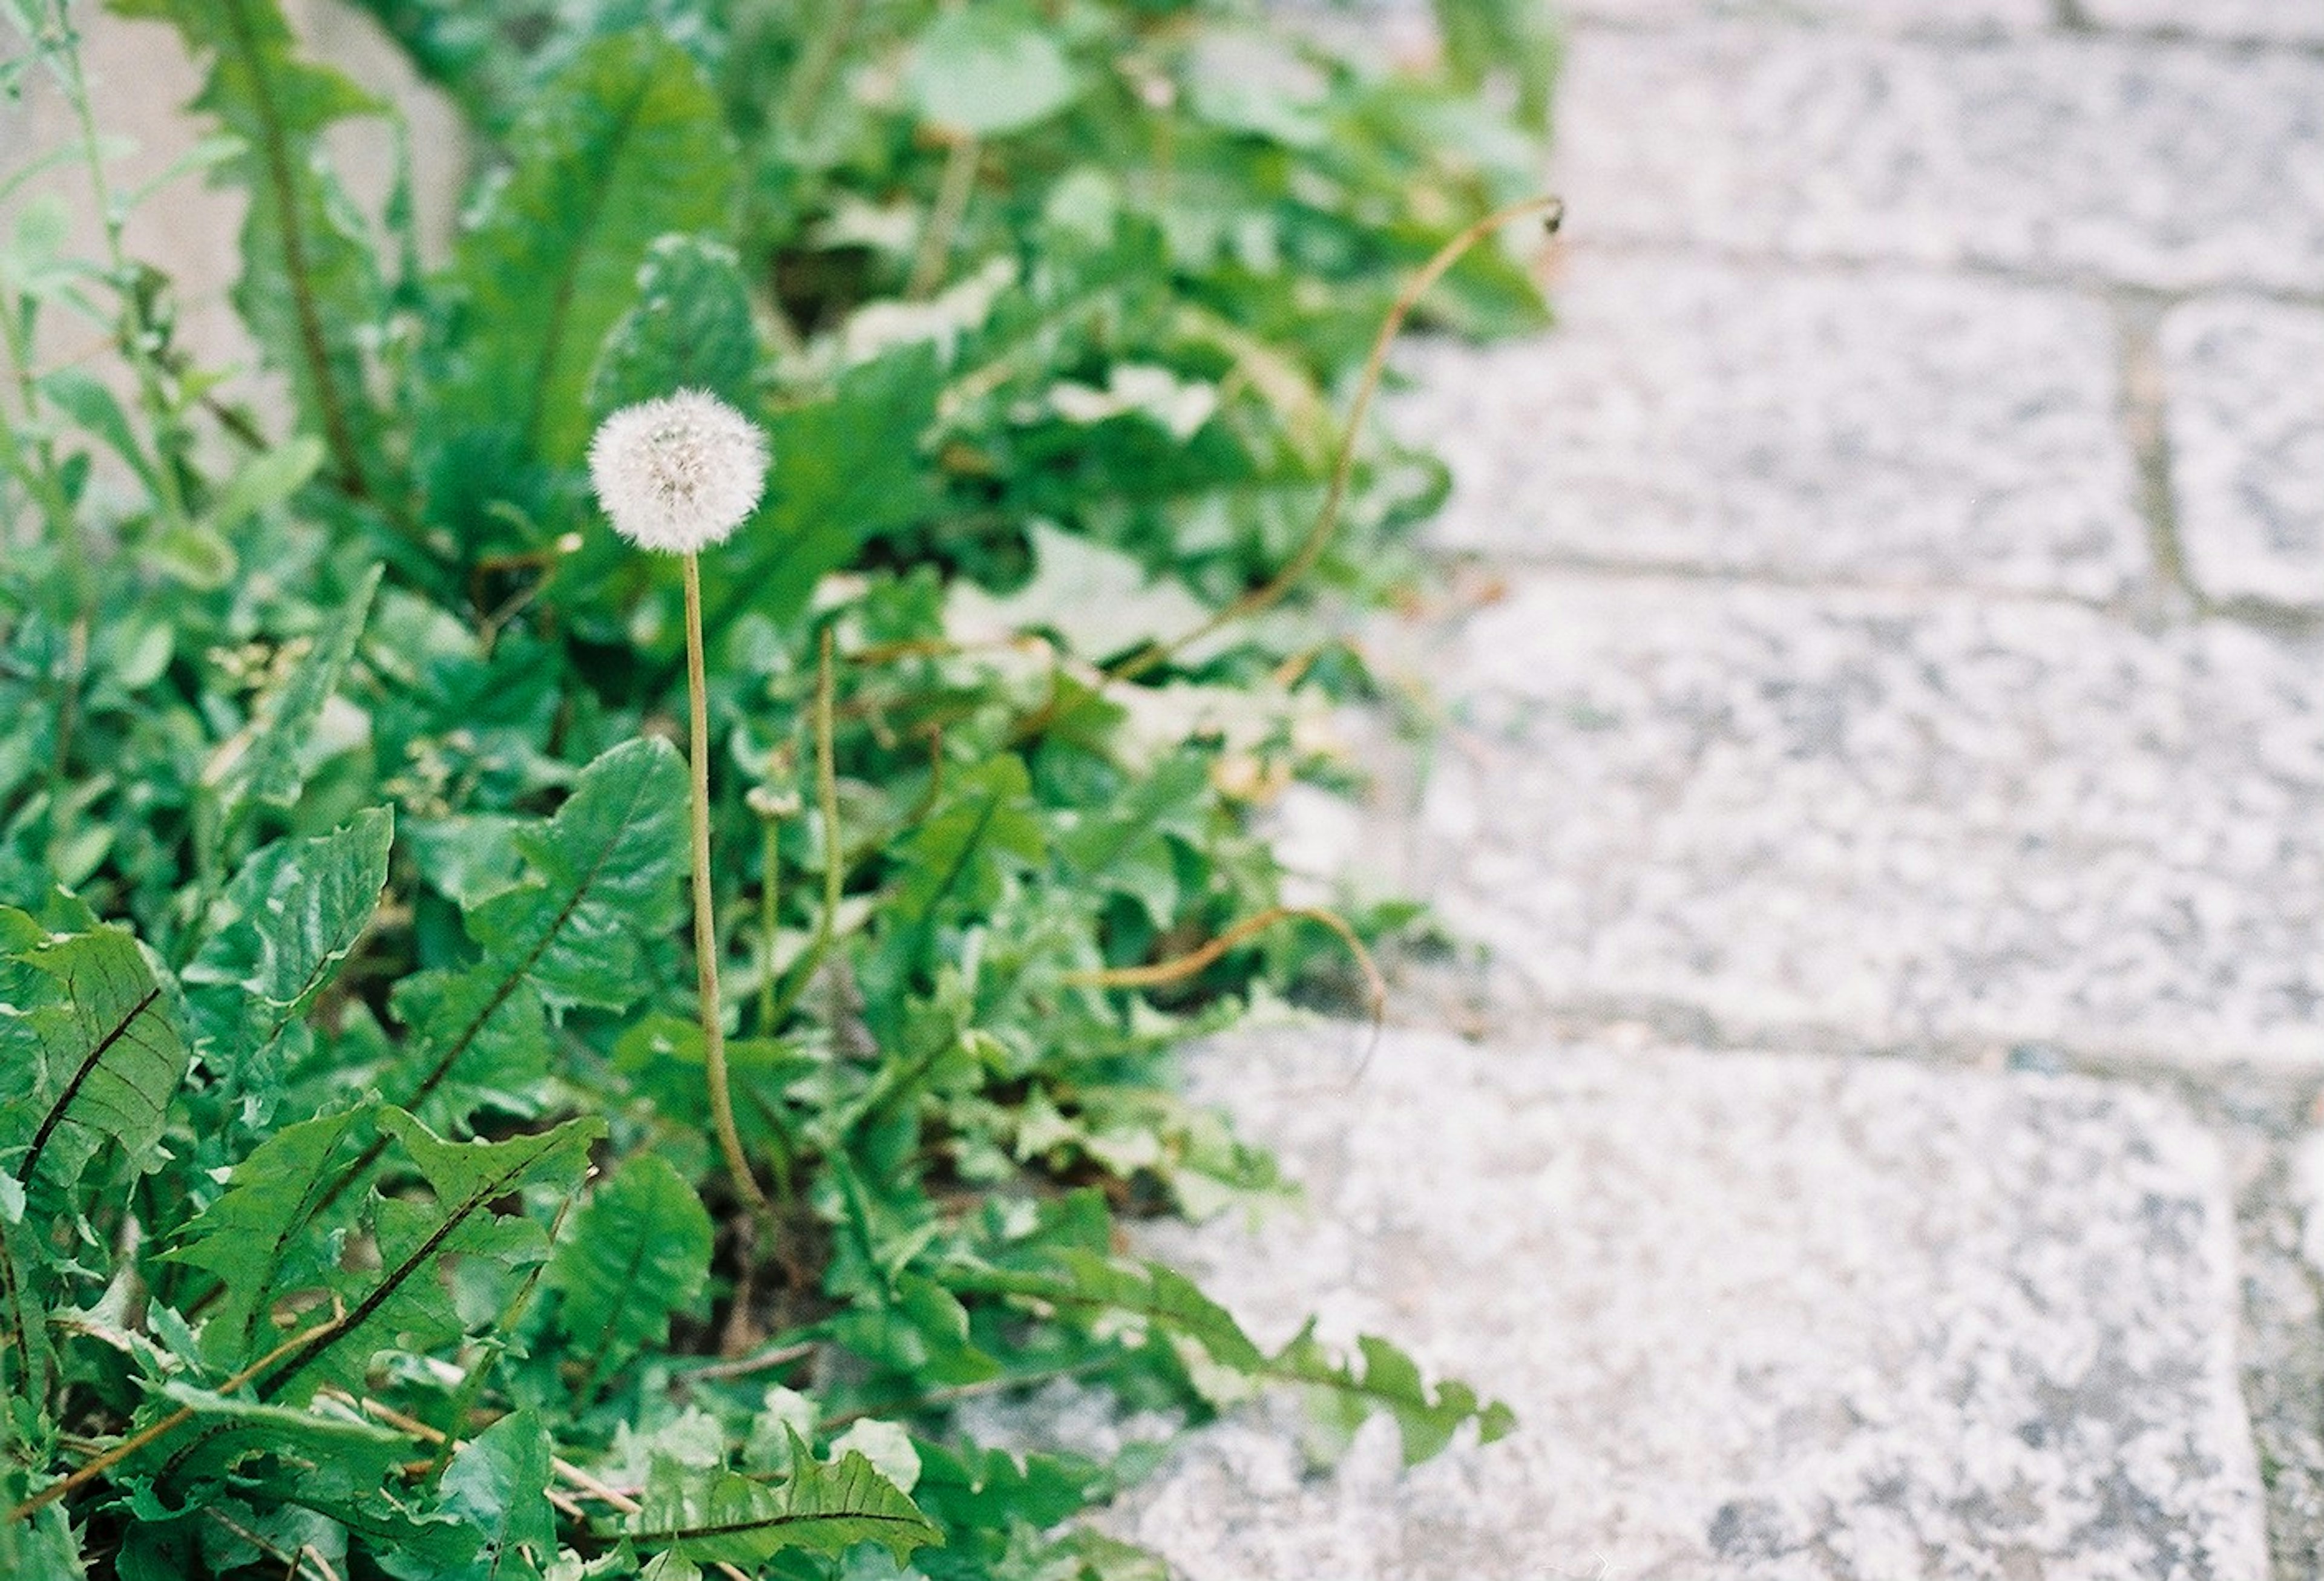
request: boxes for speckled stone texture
[1390,252,2145,595]
[1555,27,2324,292]
[2158,298,2324,609]
[1095,1029,2267,1580]
[2083,0,2324,45]
[1418,577,2324,1061]
[1567,0,2043,30]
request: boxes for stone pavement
[1068,1,2324,1576]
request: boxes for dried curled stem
[1110,193,1565,683]
[1062,903,1386,1027]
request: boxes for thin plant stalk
[758,632,842,1032]
[683,552,770,1220]
[757,811,781,1033]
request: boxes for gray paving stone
[1391,252,2146,597]
[2159,296,2324,608]
[2083,0,2324,46]
[1416,577,2324,1061]
[1093,1028,2268,1579]
[1567,0,2044,31]
[1556,26,2324,292]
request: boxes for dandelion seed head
[588,389,769,554]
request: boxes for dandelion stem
[683,553,770,1221]
[907,133,980,300]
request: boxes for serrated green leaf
[911,1438,1113,1544]
[38,368,161,497]
[0,1496,81,1581]
[384,965,553,1126]
[548,1153,712,1386]
[2,923,188,1195]
[0,1206,53,1435]
[186,807,393,1110]
[115,0,388,497]
[622,1439,943,1565]
[165,1106,370,1370]
[248,1110,602,1403]
[891,756,1045,928]
[945,1251,1265,1384]
[1268,1325,1514,1466]
[212,565,381,821]
[149,1381,408,1490]
[431,30,735,467]
[438,1407,556,1581]
[587,234,758,417]
[467,739,688,1009]
[392,738,685,1124]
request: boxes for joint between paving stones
[1560,236,2324,322]
[1419,543,2139,618]
[2106,290,2205,622]
[2228,1128,2324,1575]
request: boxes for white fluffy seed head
[587,389,769,554]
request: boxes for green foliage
[547,1154,715,1387]
[114,0,391,497]
[0,0,1549,1572]
[427,30,737,471]
[1,915,188,1196]
[624,1442,945,1566]
[388,736,688,1125]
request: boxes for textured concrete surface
[2082,0,2324,45]
[1091,1029,2270,1580]
[1556,27,2324,292]
[1265,0,2324,1569]
[2159,298,2324,609]
[1566,0,2044,30]
[1419,577,2324,1062]
[1391,253,2147,595]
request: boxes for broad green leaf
[944,1251,1265,1392]
[147,1381,408,1491]
[242,1470,485,1575]
[1052,750,1209,926]
[431,30,735,466]
[0,1186,52,1433]
[910,1439,1112,1547]
[465,738,688,1010]
[1,922,188,1195]
[1434,0,1558,128]
[249,1110,602,1403]
[1269,1324,1516,1466]
[210,565,381,822]
[701,345,940,633]
[391,738,686,1124]
[890,756,1045,928]
[0,1497,80,1581]
[904,6,1079,137]
[438,1408,556,1581]
[39,368,161,497]
[622,1439,943,1565]
[166,1106,371,1370]
[205,434,328,537]
[116,0,388,497]
[586,234,758,417]
[547,1153,712,1383]
[186,808,393,1110]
